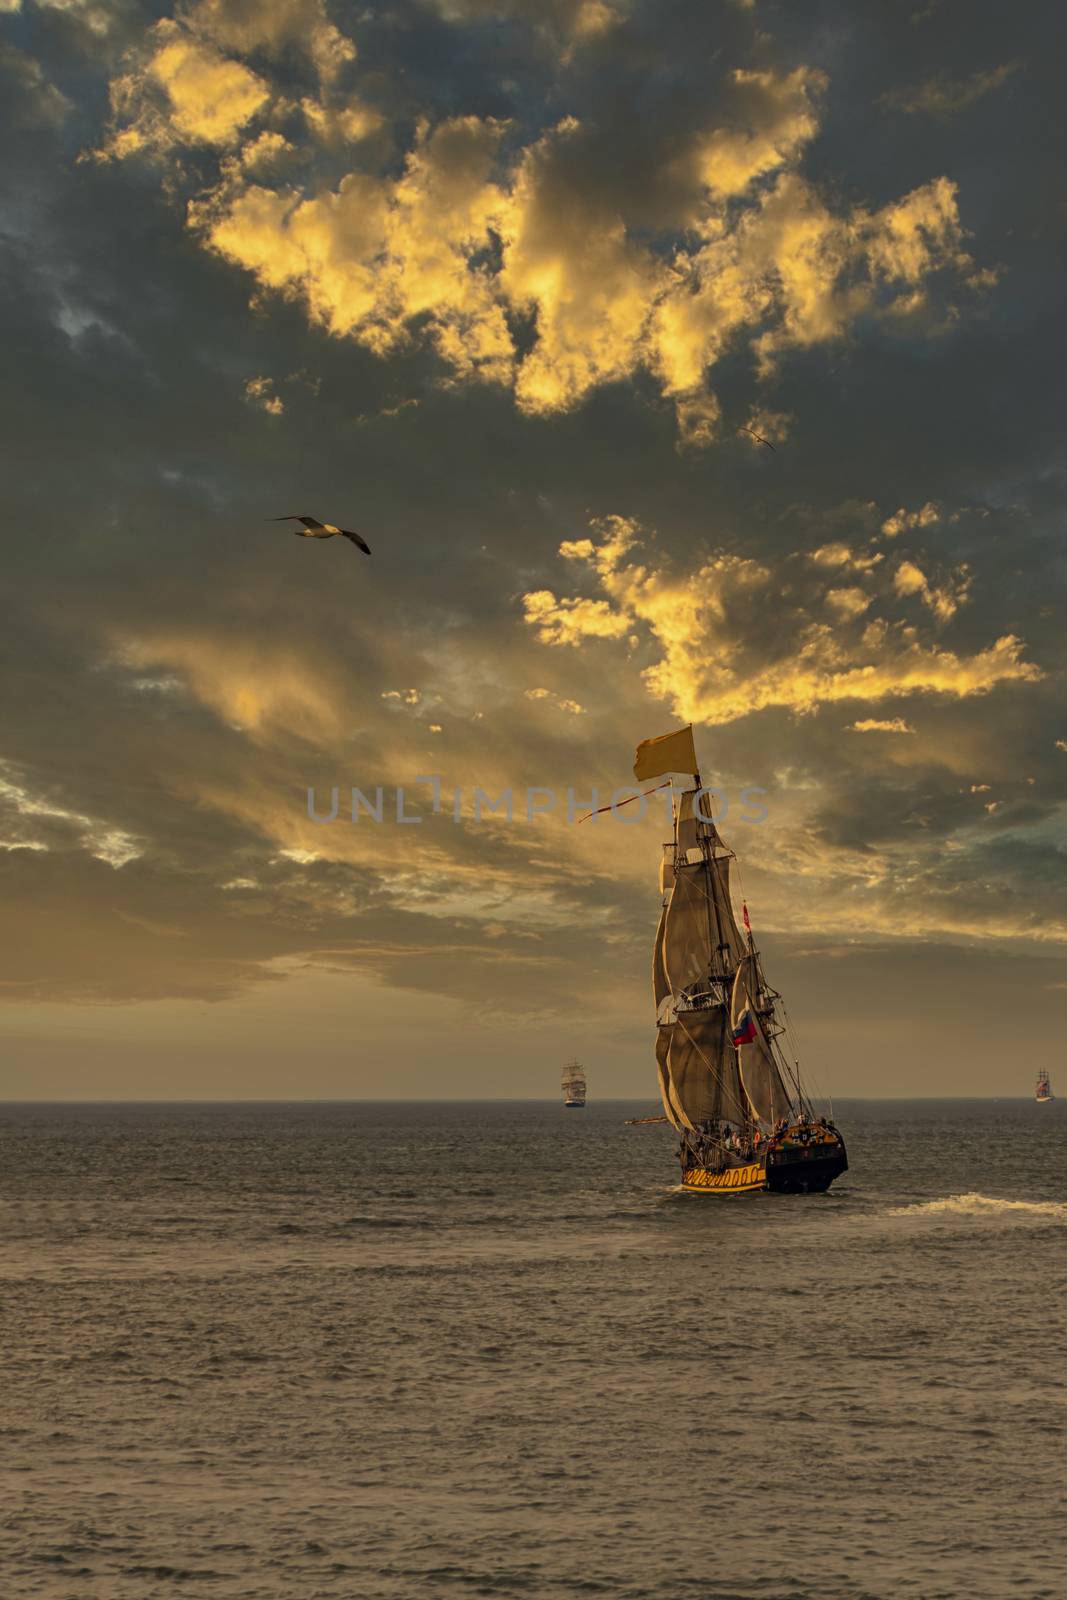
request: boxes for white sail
[730,953,793,1124]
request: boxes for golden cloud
[687,67,825,202]
[150,31,268,144]
[190,0,356,78]
[809,541,884,573]
[195,117,514,383]
[524,688,586,714]
[300,97,383,146]
[522,516,1042,724]
[98,19,271,157]
[826,586,872,619]
[112,632,346,744]
[94,0,358,161]
[96,16,985,438]
[95,15,991,438]
[243,374,284,414]
[498,118,670,412]
[849,718,915,734]
[893,557,971,621]
[882,501,941,537]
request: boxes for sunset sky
[1,0,1063,1098]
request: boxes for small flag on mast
[732,1010,758,1047]
[742,902,751,933]
[633,725,698,783]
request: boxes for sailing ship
[1036,1069,1054,1103]
[562,1060,587,1108]
[641,725,848,1195]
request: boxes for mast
[694,767,718,995]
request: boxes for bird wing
[272,515,324,529]
[341,530,372,555]
[737,428,776,452]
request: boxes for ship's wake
[889,1192,1067,1221]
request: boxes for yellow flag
[633,725,698,782]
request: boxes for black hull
[765,1143,848,1193]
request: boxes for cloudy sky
[1,0,1063,1099]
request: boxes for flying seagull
[737,427,776,452]
[271,515,371,554]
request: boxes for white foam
[889,1192,1067,1220]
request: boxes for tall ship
[1036,1069,1054,1103]
[637,724,848,1195]
[562,1060,587,1108]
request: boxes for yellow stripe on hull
[682,1161,766,1195]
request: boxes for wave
[889,1192,1067,1220]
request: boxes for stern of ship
[764,1122,847,1194]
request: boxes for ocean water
[1,1098,1064,1600]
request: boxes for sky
[1,0,1064,1100]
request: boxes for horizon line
[0,1095,1050,1105]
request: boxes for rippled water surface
[2,1099,1065,1599]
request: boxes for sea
[1,1098,1064,1600]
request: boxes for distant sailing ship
[562,1060,587,1108]
[1036,1069,1054,1103]
[637,724,848,1195]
